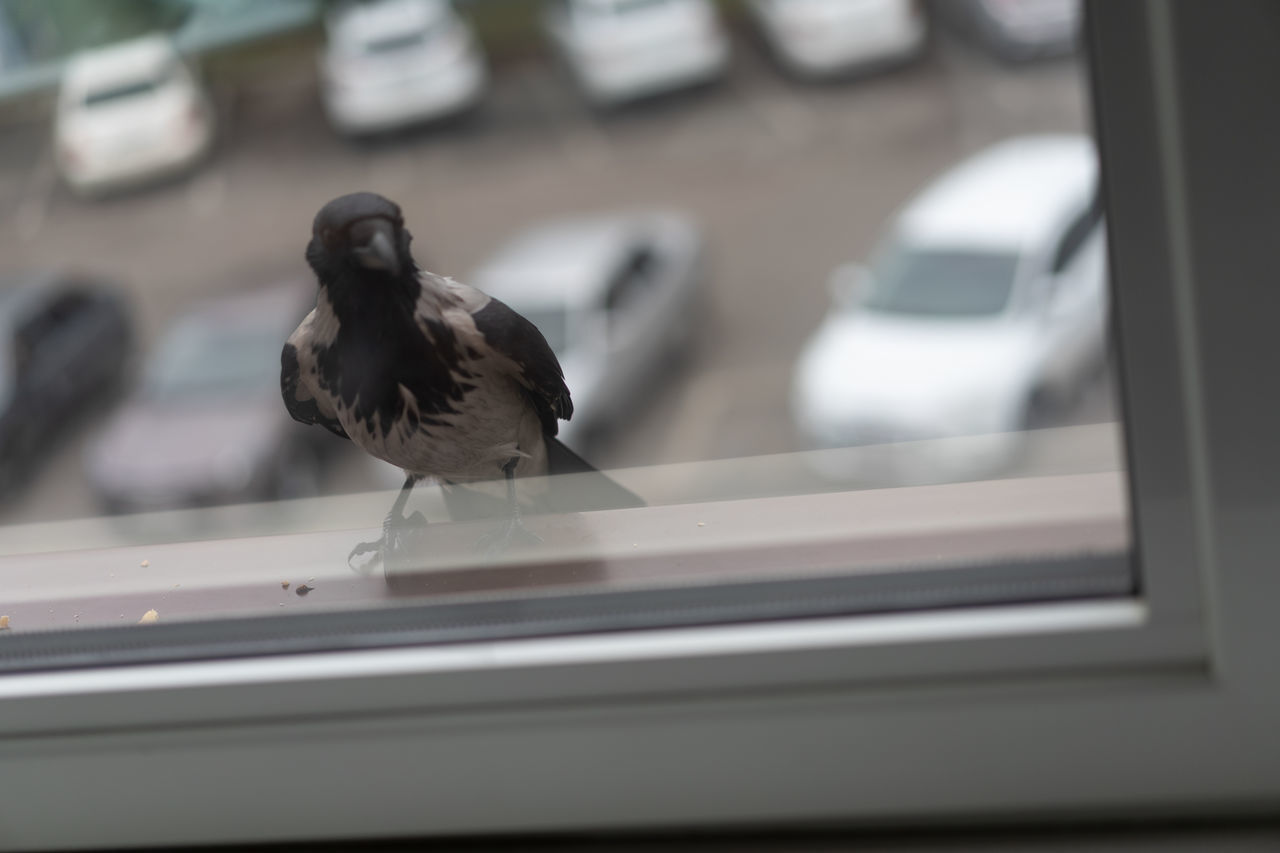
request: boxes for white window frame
[2,2,1278,848]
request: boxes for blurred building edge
[0,0,320,106]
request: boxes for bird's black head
[305,192,417,292]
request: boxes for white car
[468,211,705,447]
[792,135,1107,480]
[543,0,730,107]
[54,35,215,197]
[746,0,927,79]
[320,0,487,134]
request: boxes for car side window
[1049,190,1104,276]
[604,246,659,320]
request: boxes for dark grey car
[0,272,132,495]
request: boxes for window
[83,76,162,106]
[578,0,674,20]
[1049,188,1104,275]
[363,30,430,55]
[2,1,1278,848]
[142,313,285,400]
[516,303,571,355]
[8,0,1116,679]
[862,245,1021,317]
[603,246,657,315]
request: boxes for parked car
[542,0,730,107]
[0,272,132,494]
[791,135,1106,481]
[54,34,215,196]
[468,211,705,447]
[319,0,487,135]
[746,0,928,80]
[932,0,1079,62]
[85,283,338,513]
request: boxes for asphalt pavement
[0,29,1113,527]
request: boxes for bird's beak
[352,219,402,276]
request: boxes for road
[0,29,1113,527]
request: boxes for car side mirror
[828,263,870,309]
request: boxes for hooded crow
[282,191,644,568]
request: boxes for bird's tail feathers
[544,435,645,512]
[440,437,644,521]
[544,435,604,476]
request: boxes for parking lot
[0,23,1115,526]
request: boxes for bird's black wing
[470,297,572,435]
[281,342,350,441]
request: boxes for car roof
[62,34,177,95]
[328,0,448,42]
[896,135,1097,252]
[469,212,676,306]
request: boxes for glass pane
[0,0,1127,643]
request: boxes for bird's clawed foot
[348,510,429,574]
[476,515,542,557]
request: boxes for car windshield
[143,318,283,401]
[362,26,435,54]
[862,244,1021,317]
[578,0,671,18]
[84,79,160,106]
[82,65,175,107]
[515,305,571,354]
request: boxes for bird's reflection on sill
[377,509,610,598]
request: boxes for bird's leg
[349,475,427,572]
[477,458,541,556]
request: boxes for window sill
[0,465,1126,630]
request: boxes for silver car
[468,211,705,447]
